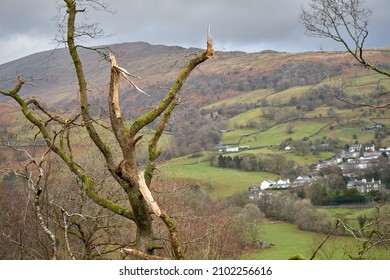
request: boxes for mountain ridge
[1,42,389,112]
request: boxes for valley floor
[245,219,389,260]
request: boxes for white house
[292,175,315,187]
[260,179,291,190]
[275,179,290,189]
[215,144,239,153]
[260,180,276,190]
[349,144,362,152]
[226,145,239,153]
[285,146,295,150]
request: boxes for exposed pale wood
[138,173,162,217]
[109,53,122,119]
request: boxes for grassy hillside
[2,43,390,196]
[160,146,336,199]
[162,60,390,196]
[1,44,388,109]
[160,152,278,198]
[238,118,332,147]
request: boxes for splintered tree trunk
[0,0,213,259]
[108,55,156,254]
[68,3,213,255]
[118,160,155,254]
[108,24,213,259]
[65,0,155,255]
[66,0,213,257]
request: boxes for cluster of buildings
[248,175,316,200]
[317,143,390,172]
[361,123,385,132]
[249,143,390,200]
[347,178,383,194]
[258,175,316,190]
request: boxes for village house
[347,178,383,195]
[260,178,290,190]
[364,143,375,152]
[215,144,239,153]
[291,175,316,187]
[275,179,291,189]
[248,178,291,200]
[349,144,363,152]
[315,157,342,170]
[340,150,361,159]
[260,179,276,190]
[345,158,371,169]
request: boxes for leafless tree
[300,0,390,108]
[0,0,213,259]
[0,146,59,259]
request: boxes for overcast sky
[0,0,389,65]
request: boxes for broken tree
[0,0,214,259]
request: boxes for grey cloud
[0,0,389,64]
[96,0,305,49]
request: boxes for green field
[245,222,322,260]
[227,108,265,130]
[268,149,335,166]
[343,73,390,95]
[320,206,373,218]
[160,153,278,197]
[314,125,380,144]
[245,220,389,260]
[221,105,390,150]
[238,118,332,147]
[160,149,337,198]
[266,85,313,104]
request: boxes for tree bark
[1,0,213,259]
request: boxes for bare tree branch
[1,0,214,259]
[301,0,390,108]
[300,0,390,78]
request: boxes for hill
[2,43,390,262]
[1,42,390,196]
[1,42,389,109]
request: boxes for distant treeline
[210,153,306,179]
[189,61,342,95]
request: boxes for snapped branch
[129,25,214,137]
